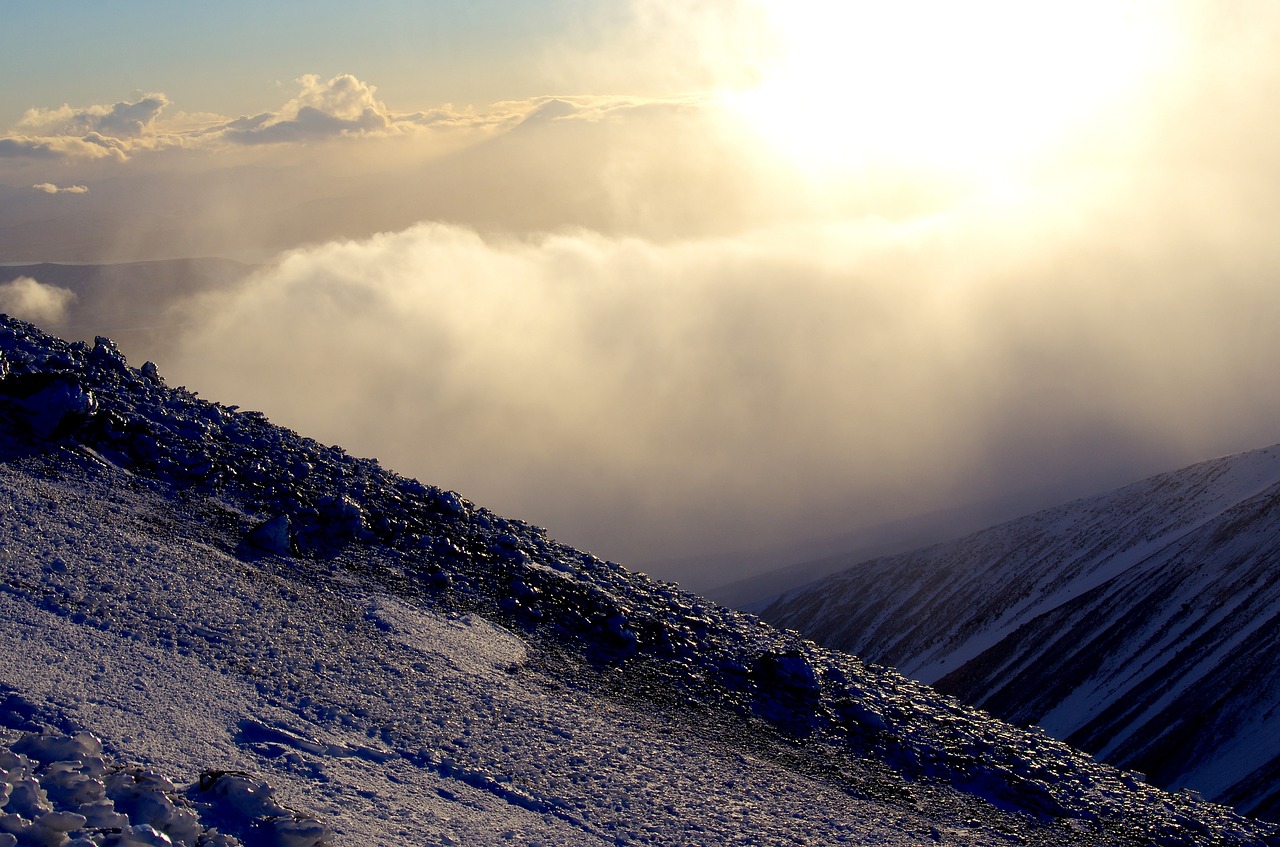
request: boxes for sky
[4,1,1280,589]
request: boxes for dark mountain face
[1,314,1278,845]
[759,448,1280,822]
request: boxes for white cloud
[0,94,175,161]
[0,135,125,160]
[0,277,76,326]
[220,74,393,144]
[0,77,401,160]
[16,94,170,138]
[287,73,384,122]
[164,196,1280,575]
[32,182,88,194]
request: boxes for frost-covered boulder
[247,515,294,557]
[751,650,823,735]
[12,732,104,769]
[0,373,96,439]
[317,494,365,539]
[106,768,203,845]
[195,771,333,847]
[139,361,163,386]
[0,729,332,847]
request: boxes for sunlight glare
[724,1,1174,179]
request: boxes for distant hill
[759,448,1280,821]
[0,258,254,362]
[700,488,1084,609]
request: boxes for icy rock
[192,832,240,847]
[195,772,279,819]
[7,775,52,817]
[118,823,175,846]
[195,772,331,846]
[247,516,293,557]
[0,816,28,838]
[76,799,128,829]
[169,418,210,442]
[757,652,820,692]
[0,833,14,847]
[42,768,104,807]
[13,732,103,767]
[434,490,464,516]
[105,771,201,846]
[91,336,128,372]
[750,651,823,735]
[36,810,86,832]
[0,375,97,439]
[140,361,163,385]
[315,494,365,542]
[264,817,332,847]
[325,494,364,524]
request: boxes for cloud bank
[0,75,517,163]
[0,277,76,326]
[165,186,1280,578]
[17,94,170,138]
[0,88,785,262]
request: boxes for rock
[0,373,97,439]
[36,810,87,832]
[140,361,163,385]
[91,336,129,373]
[248,515,294,557]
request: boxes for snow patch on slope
[365,597,527,678]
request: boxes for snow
[0,725,327,847]
[759,441,1280,822]
[0,315,1278,846]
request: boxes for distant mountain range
[759,446,1280,822]
[0,258,253,362]
[2,314,1277,843]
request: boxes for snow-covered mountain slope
[759,446,1280,823]
[1,316,1277,846]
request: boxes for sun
[723,1,1175,180]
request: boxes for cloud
[32,182,88,194]
[0,89,774,263]
[0,137,59,159]
[222,103,389,144]
[163,190,1280,581]
[0,94,173,161]
[221,74,393,144]
[0,277,76,326]
[0,135,129,160]
[287,73,384,122]
[0,66,740,181]
[16,94,170,138]
[0,76,405,160]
